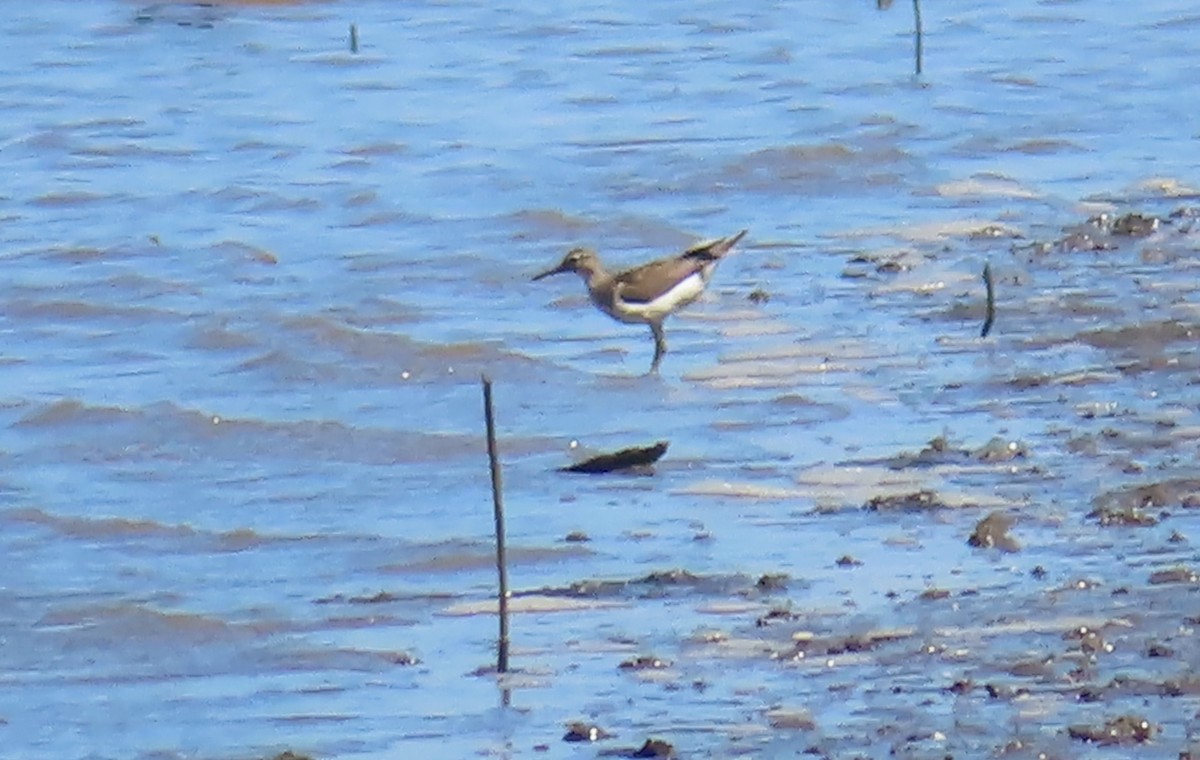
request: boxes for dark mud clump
[1067,714,1155,745]
[1095,479,1200,511]
[967,511,1020,551]
[1063,625,1112,656]
[755,606,799,627]
[563,721,612,742]
[631,738,676,758]
[1035,210,1164,253]
[618,655,670,671]
[315,590,403,605]
[775,628,912,661]
[872,435,1026,469]
[755,572,789,591]
[764,707,817,731]
[1087,504,1158,527]
[865,489,950,512]
[524,568,780,601]
[1147,566,1198,585]
[598,738,676,758]
[1102,211,1161,237]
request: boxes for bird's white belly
[604,272,707,324]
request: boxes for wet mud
[467,201,1200,757]
[5,2,1200,759]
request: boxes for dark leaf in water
[561,441,669,474]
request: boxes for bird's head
[532,247,600,281]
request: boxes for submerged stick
[481,376,510,673]
[912,0,923,76]
[981,263,996,337]
[349,24,359,54]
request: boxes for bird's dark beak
[532,263,568,281]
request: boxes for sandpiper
[532,229,748,372]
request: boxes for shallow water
[2,1,1200,758]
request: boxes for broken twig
[981,262,995,337]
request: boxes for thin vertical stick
[981,263,996,338]
[349,24,359,54]
[912,0,924,76]
[482,376,510,673]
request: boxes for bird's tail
[682,229,748,262]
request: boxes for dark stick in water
[349,24,359,54]
[981,263,996,338]
[481,376,510,673]
[913,0,923,75]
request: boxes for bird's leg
[649,322,666,374]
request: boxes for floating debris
[561,441,669,474]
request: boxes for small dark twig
[981,263,996,337]
[349,24,359,54]
[481,376,510,674]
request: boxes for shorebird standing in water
[532,229,748,373]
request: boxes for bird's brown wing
[615,257,708,304]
